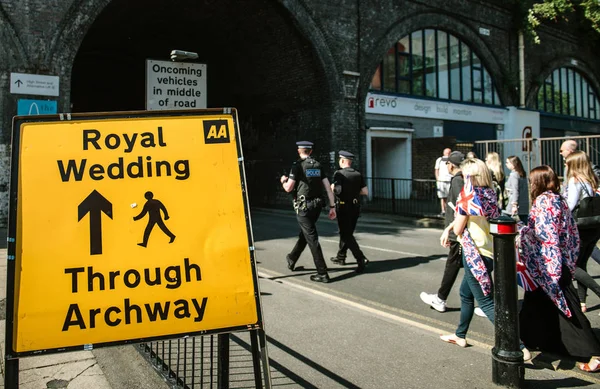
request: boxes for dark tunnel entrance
[71,0,332,206]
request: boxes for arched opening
[364,26,506,203]
[369,28,501,106]
[535,67,600,120]
[70,0,331,205]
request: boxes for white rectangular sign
[10,73,59,97]
[146,60,207,110]
[366,92,507,125]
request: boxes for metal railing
[363,177,439,217]
[139,332,267,389]
[474,135,600,178]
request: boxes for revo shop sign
[367,95,398,109]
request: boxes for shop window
[535,67,600,120]
[369,28,501,106]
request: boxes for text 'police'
[56,127,190,181]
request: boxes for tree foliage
[528,0,600,43]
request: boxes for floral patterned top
[519,191,580,317]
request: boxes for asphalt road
[251,208,600,377]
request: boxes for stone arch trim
[360,10,507,106]
[278,0,340,101]
[0,4,30,69]
[45,0,339,102]
[45,0,111,70]
[525,57,600,109]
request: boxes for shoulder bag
[572,182,600,229]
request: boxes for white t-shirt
[435,157,452,182]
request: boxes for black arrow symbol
[14,80,22,87]
[78,190,113,255]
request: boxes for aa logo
[203,120,230,144]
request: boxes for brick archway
[45,0,341,111]
[360,11,507,106]
[0,4,30,70]
[526,57,600,110]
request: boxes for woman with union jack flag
[519,165,600,372]
[440,158,502,349]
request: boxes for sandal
[579,358,600,372]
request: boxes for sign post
[6,109,270,388]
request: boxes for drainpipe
[519,30,525,107]
[356,0,362,169]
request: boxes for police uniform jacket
[332,167,365,205]
[289,157,325,200]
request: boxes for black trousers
[334,205,366,264]
[574,226,600,303]
[437,241,462,301]
[288,205,328,275]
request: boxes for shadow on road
[251,209,423,242]
[230,333,361,388]
[354,255,446,274]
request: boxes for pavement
[1,210,600,388]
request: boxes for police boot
[330,257,346,265]
[356,258,369,274]
[310,273,330,283]
[286,255,298,271]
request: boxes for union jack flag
[455,176,484,216]
[516,258,538,291]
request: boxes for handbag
[572,182,600,229]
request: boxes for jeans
[456,255,495,339]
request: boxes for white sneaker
[521,346,532,362]
[440,334,467,348]
[420,292,447,312]
[474,307,487,317]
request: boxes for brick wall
[412,137,456,180]
[0,0,599,224]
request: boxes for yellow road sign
[8,109,261,354]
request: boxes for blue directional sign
[17,99,57,116]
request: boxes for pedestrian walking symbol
[133,191,176,247]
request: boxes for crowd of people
[280,138,600,371]
[423,140,600,372]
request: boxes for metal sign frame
[6,108,265,361]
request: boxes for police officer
[280,141,337,283]
[330,150,369,273]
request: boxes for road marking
[257,268,600,385]
[258,268,490,347]
[321,238,445,259]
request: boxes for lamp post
[170,50,199,62]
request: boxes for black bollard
[490,216,524,388]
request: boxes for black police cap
[339,150,355,160]
[296,141,313,149]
